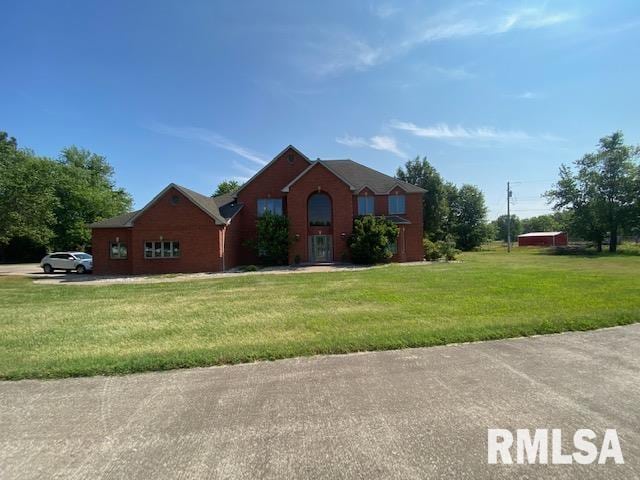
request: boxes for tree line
[491,132,640,251]
[0,132,132,261]
[395,157,490,251]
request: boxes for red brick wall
[92,187,223,275]
[396,190,424,262]
[235,147,311,265]
[287,163,354,263]
[223,212,243,269]
[91,228,133,275]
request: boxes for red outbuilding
[517,231,568,247]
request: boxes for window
[388,238,398,255]
[257,198,283,216]
[144,241,180,258]
[110,242,127,259]
[308,193,331,226]
[388,195,406,214]
[358,195,374,215]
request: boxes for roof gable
[234,145,312,197]
[281,160,356,193]
[90,184,230,229]
[281,159,426,195]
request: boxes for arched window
[308,193,332,226]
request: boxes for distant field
[1,247,639,380]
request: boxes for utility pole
[507,181,512,253]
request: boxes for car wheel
[76,265,86,274]
[43,264,53,274]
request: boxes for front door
[310,235,332,263]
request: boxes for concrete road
[1,325,639,479]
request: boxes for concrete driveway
[1,325,639,479]
[0,263,41,276]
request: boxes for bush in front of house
[349,216,399,264]
[251,211,291,265]
[423,236,459,261]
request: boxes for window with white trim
[257,198,283,216]
[144,241,180,258]
[358,195,374,215]
[388,195,406,214]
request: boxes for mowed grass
[1,247,639,380]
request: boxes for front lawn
[1,248,639,380]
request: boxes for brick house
[90,145,425,274]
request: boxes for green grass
[1,247,639,380]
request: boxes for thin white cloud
[412,7,575,44]
[337,134,406,157]
[231,160,258,177]
[306,6,575,75]
[147,123,267,165]
[390,120,532,142]
[307,33,383,76]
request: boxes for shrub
[423,236,460,261]
[248,211,291,265]
[348,216,399,264]
[438,237,460,261]
[240,264,259,272]
[423,238,441,261]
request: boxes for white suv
[40,252,93,274]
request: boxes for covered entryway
[307,192,333,263]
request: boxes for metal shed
[517,231,568,247]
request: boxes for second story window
[257,198,283,216]
[308,193,332,226]
[358,195,374,215]
[388,195,406,214]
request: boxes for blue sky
[2,1,639,219]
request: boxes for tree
[348,215,399,264]
[493,214,522,243]
[521,214,563,234]
[0,134,58,251]
[51,146,132,251]
[396,156,448,240]
[0,133,132,258]
[546,132,640,252]
[449,184,490,250]
[213,179,241,197]
[252,211,290,265]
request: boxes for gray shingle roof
[282,159,426,194]
[90,184,243,229]
[323,160,426,194]
[89,211,139,228]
